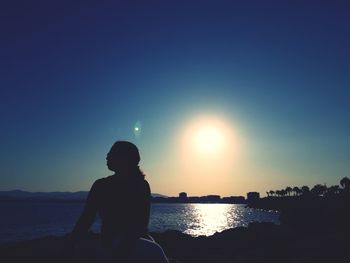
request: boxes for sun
[194,125,224,154]
[179,114,239,159]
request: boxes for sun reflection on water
[149,203,279,237]
[184,204,234,236]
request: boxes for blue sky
[1,1,349,196]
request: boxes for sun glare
[180,115,238,158]
[177,114,241,180]
[194,125,224,154]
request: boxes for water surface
[150,203,279,236]
[0,202,279,243]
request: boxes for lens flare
[134,121,142,138]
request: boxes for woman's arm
[71,181,99,239]
[138,180,151,233]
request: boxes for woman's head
[106,141,141,173]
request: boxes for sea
[0,202,279,244]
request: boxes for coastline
[2,186,349,262]
[1,222,349,263]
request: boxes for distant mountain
[0,190,167,201]
[0,190,88,200]
[151,193,168,198]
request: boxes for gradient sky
[1,1,349,196]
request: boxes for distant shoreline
[0,190,249,204]
[0,198,248,204]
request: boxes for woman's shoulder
[93,175,150,190]
[92,175,115,187]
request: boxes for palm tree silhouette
[292,186,300,196]
[281,189,287,197]
[311,184,327,197]
[285,187,292,196]
[327,185,340,196]
[340,177,350,191]
[301,185,310,195]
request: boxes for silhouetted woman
[72,141,168,262]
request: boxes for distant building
[205,195,221,203]
[179,192,187,199]
[151,193,254,204]
[188,196,200,203]
[247,192,260,202]
[222,196,246,204]
[179,192,188,202]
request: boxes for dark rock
[1,222,349,263]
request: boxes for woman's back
[93,174,151,241]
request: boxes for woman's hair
[135,166,146,178]
[109,141,145,177]
[109,141,140,165]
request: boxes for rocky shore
[1,221,349,263]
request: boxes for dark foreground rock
[1,222,349,263]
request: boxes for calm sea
[0,202,279,243]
